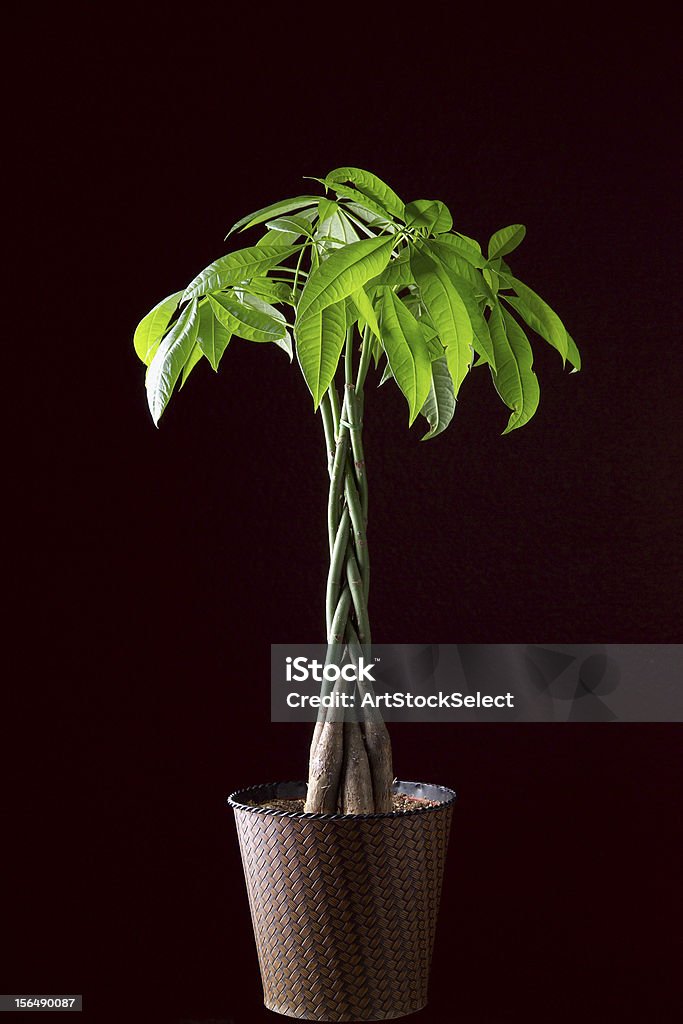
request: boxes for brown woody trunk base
[229,780,456,1021]
[306,713,393,814]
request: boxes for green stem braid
[314,327,373,735]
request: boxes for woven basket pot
[228,779,456,1021]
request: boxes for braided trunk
[305,330,394,814]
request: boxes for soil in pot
[248,794,442,813]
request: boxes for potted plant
[133,167,580,1020]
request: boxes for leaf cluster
[134,167,580,434]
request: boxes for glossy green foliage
[410,247,473,400]
[488,224,526,259]
[226,196,319,236]
[405,199,453,234]
[324,167,405,219]
[145,300,199,425]
[134,167,581,431]
[196,300,232,370]
[420,358,456,439]
[297,237,394,405]
[488,305,539,433]
[294,301,347,404]
[376,288,431,425]
[183,246,300,303]
[134,290,184,365]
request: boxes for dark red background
[7,7,681,1022]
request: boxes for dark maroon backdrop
[8,8,681,1023]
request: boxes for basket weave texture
[229,780,455,1021]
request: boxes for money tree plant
[134,167,580,814]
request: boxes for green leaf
[488,304,540,433]
[208,293,287,343]
[247,277,296,305]
[373,251,413,289]
[424,329,445,360]
[351,285,381,340]
[427,240,492,299]
[297,235,394,322]
[345,295,360,332]
[410,248,473,398]
[183,245,300,302]
[256,208,317,248]
[425,242,496,366]
[196,299,232,370]
[295,300,347,406]
[379,360,393,385]
[434,233,487,268]
[447,276,496,369]
[565,332,581,372]
[266,214,314,236]
[405,199,453,234]
[501,279,569,363]
[324,166,405,218]
[488,224,526,259]
[317,197,337,223]
[345,202,397,230]
[403,301,440,350]
[456,231,482,251]
[331,183,396,224]
[180,343,204,388]
[370,333,383,368]
[421,358,456,439]
[483,268,500,294]
[275,331,294,360]
[235,290,287,322]
[226,195,318,236]
[145,299,199,425]
[376,289,432,425]
[133,290,184,365]
[236,293,292,360]
[316,208,360,251]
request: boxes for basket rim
[227,779,456,821]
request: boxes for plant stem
[328,383,341,435]
[305,326,394,813]
[327,410,349,557]
[320,395,335,488]
[326,509,350,638]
